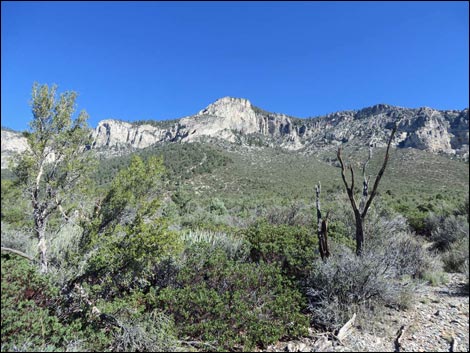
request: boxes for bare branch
[1,247,34,261]
[337,313,356,341]
[337,148,359,213]
[361,125,397,219]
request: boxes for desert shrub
[242,221,318,280]
[428,214,468,251]
[209,198,228,215]
[46,222,87,286]
[456,196,469,221]
[157,243,308,351]
[82,217,182,299]
[1,255,63,351]
[306,243,418,330]
[305,211,432,330]
[110,310,180,352]
[95,293,181,352]
[442,234,469,273]
[262,201,313,227]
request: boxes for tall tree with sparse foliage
[14,83,93,273]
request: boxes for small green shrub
[1,255,110,352]
[242,221,318,280]
[209,198,228,215]
[158,243,308,351]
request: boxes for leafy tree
[14,83,93,272]
[78,155,182,298]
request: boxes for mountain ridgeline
[1,97,469,168]
[85,97,470,158]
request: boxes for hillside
[2,97,469,353]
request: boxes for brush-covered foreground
[1,141,469,352]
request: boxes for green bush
[1,255,64,351]
[1,255,111,352]
[157,243,308,351]
[242,222,318,280]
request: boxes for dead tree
[337,125,397,255]
[315,183,330,260]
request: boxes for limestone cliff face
[1,130,29,169]
[2,99,469,168]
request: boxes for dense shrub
[1,255,64,351]
[209,198,228,215]
[97,294,181,352]
[306,243,418,330]
[428,214,469,251]
[442,235,469,274]
[157,243,308,351]
[242,221,318,280]
[306,213,433,330]
[1,255,111,352]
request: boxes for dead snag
[337,125,397,255]
[315,183,330,260]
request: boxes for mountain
[90,97,469,155]
[1,97,469,168]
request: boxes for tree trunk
[35,216,48,273]
[355,214,364,256]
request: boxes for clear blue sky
[1,1,469,131]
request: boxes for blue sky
[1,1,468,131]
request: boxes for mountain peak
[197,97,254,118]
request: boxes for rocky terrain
[2,97,469,168]
[264,273,469,352]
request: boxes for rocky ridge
[2,97,469,168]
[90,97,470,157]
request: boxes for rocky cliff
[2,98,469,168]
[89,97,468,156]
[1,130,29,169]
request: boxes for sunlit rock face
[1,130,29,169]
[2,99,469,168]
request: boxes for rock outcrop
[2,98,469,168]
[1,130,29,169]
